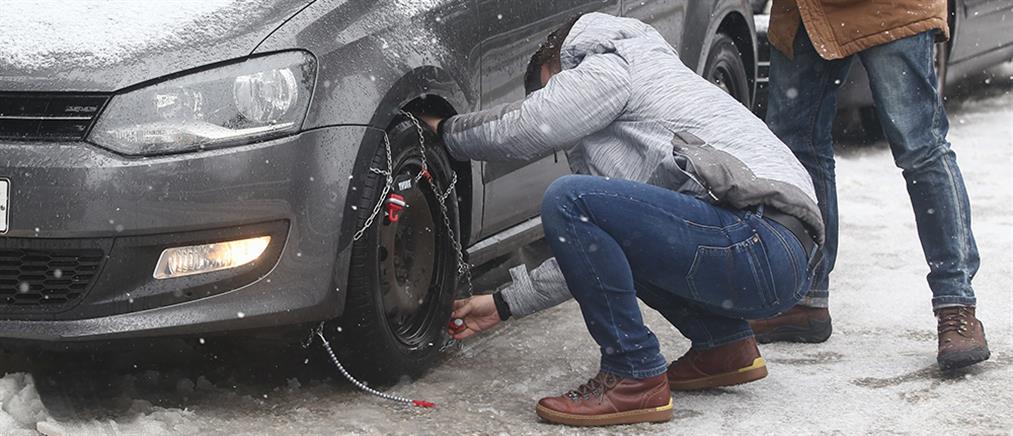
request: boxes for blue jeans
[766,29,979,309]
[541,175,815,379]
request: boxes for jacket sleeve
[498,257,572,317]
[441,52,631,162]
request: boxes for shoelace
[565,373,620,401]
[938,307,973,337]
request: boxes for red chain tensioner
[385,193,407,223]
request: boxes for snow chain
[311,111,475,408]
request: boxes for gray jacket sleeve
[441,52,631,161]
[498,257,572,317]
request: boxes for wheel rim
[376,156,449,348]
[710,62,744,103]
[711,67,733,95]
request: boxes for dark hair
[524,15,581,95]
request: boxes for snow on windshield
[0,0,275,71]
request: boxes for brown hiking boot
[667,337,768,390]
[535,372,673,427]
[749,305,832,344]
[936,306,990,370]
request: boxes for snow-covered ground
[2,64,1011,435]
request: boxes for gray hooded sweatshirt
[442,13,823,317]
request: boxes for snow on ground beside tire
[0,374,46,436]
[0,0,275,71]
[0,64,1010,435]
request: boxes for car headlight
[89,51,316,155]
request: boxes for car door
[622,0,688,52]
[951,0,1013,63]
[474,0,619,238]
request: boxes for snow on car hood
[0,0,312,92]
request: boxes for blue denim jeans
[766,29,979,309]
[541,175,815,379]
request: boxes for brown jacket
[768,0,949,60]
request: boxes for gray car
[0,0,757,381]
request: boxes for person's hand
[447,294,501,340]
[417,114,443,133]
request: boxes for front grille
[0,93,109,141]
[0,248,105,312]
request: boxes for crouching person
[422,13,823,426]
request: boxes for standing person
[753,0,990,370]
[422,13,822,426]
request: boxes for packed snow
[1,64,1011,435]
[0,0,282,71]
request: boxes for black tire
[332,117,459,384]
[704,33,752,109]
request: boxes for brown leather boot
[936,306,990,370]
[667,336,768,390]
[535,372,673,427]
[749,305,832,344]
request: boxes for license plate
[0,179,8,234]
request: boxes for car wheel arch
[341,67,477,251]
[690,5,758,105]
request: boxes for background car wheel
[332,117,459,384]
[704,33,751,108]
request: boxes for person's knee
[541,175,592,219]
[894,141,953,173]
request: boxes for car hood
[0,0,312,92]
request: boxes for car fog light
[153,236,271,279]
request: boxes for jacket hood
[559,12,673,70]
[0,0,311,92]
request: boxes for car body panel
[950,0,1013,64]
[0,125,375,339]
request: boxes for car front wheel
[332,116,459,384]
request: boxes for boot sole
[535,398,673,427]
[669,357,768,391]
[754,318,832,344]
[938,346,991,371]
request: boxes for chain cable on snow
[316,111,478,407]
[312,323,435,408]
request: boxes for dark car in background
[751,0,1013,135]
[0,0,758,381]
